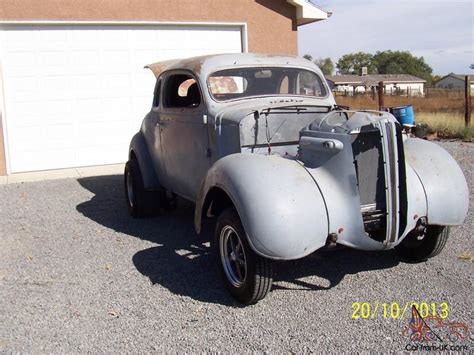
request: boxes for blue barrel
[390,105,415,125]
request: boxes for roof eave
[384,80,427,84]
[331,80,427,85]
[286,0,330,26]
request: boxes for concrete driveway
[0,141,472,352]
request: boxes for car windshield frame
[207,66,329,103]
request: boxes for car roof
[145,53,323,79]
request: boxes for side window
[164,74,201,108]
[153,79,161,108]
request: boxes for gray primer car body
[128,53,469,260]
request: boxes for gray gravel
[1,141,472,352]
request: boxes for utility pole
[378,81,384,111]
[465,76,471,128]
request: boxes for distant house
[434,74,474,91]
[326,74,426,96]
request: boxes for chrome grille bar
[378,120,400,245]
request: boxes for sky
[298,0,474,75]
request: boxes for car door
[144,78,168,185]
[159,71,211,201]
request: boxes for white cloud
[300,0,474,74]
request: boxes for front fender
[195,153,329,260]
[404,138,469,226]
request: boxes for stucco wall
[0,0,298,55]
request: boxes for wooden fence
[334,77,472,128]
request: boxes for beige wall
[0,1,298,175]
[0,0,298,54]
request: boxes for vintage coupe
[125,54,468,304]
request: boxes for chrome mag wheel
[219,225,247,287]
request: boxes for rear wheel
[395,225,450,261]
[124,159,159,218]
[162,190,178,212]
[215,208,273,304]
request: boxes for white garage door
[0,24,243,173]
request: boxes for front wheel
[215,208,273,304]
[395,225,450,261]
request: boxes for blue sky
[298,0,474,75]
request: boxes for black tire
[124,159,159,218]
[395,225,450,261]
[162,190,178,212]
[215,208,273,304]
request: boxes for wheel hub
[219,225,247,288]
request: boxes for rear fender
[195,153,329,260]
[129,132,161,190]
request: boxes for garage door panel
[132,30,158,43]
[6,101,73,122]
[1,24,243,173]
[74,99,107,116]
[74,99,135,118]
[8,113,71,128]
[69,29,101,43]
[100,98,133,114]
[100,50,130,67]
[99,30,130,43]
[103,73,130,88]
[133,97,152,113]
[43,124,76,149]
[10,149,77,172]
[3,29,37,43]
[39,51,70,66]
[72,51,100,66]
[77,121,130,145]
[4,50,36,68]
[37,101,74,117]
[2,76,38,99]
[133,49,160,59]
[38,76,73,98]
[38,29,68,42]
[8,126,44,151]
[75,144,127,167]
[72,76,104,96]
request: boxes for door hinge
[206,148,212,158]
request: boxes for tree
[431,74,442,84]
[373,50,433,84]
[336,52,377,75]
[302,54,334,75]
[314,57,334,76]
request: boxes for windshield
[208,67,327,102]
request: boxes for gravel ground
[0,141,472,353]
